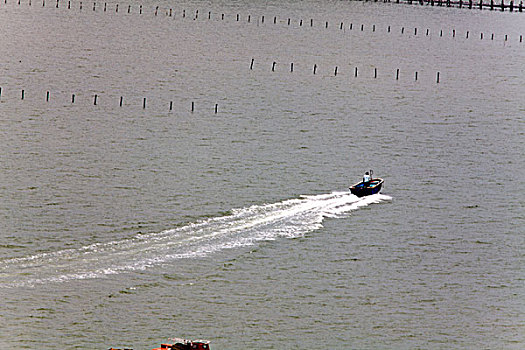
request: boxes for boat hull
[349,178,384,197]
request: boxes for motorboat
[151,338,210,350]
[349,170,384,197]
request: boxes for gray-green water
[0,1,524,348]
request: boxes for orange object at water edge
[151,338,211,350]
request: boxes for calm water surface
[0,1,524,349]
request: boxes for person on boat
[363,171,371,183]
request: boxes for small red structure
[152,338,210,350]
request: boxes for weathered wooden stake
[374,68,377,78]
[350,23,353,30]
[169,101,173,111]
[288,18,290,25]
[453,29,456,37]
[436,72,440,83]
[290,62,294,72]
[274,16,277,24]
[94,94,97,105]
[426,29,429,36]
[215,104,218,114]
[313,64,317,74]
[414,28,417,35]
[355,67,358,77]
[140,5,142,14]
[311,19,313,26]
[248,15,250,22]
[388,25,390,33]
[481,32,483,40]
[440,30,443,37]
[21,90,24,100]
[72,94,75,103]
[334,66,338,76]
[272,62,276,72]
[250,58,254,70]
[466,31,469,39]
[143,97,146,109]
[300,19,302,26]
[396,69,399,80]
[373,24,376,32]
[415,71,418,81]
[325,21,328,28]
[46,91,49,101]
[191,101,194,112]
[361,24,364,31]
[236,14,239,21]
[120,96,123,107]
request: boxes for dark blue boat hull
[349,178,384,197]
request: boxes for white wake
[0,192,391,287]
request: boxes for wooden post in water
[481,32,483,39]
[313,64,317,75]
[272,62,276,72]
[250,58,254,70]
[169,101,173,111]
[415,71,418,81]
[374,68,377,78]
[311,19,313,26]
[94,94,97,105]
[143,98,146,109]
[215,104,218,114]
[355,67,358,77]
[334,66,338,76]
[396,69,399,80]
[21,90,24,100]
[72,94,75,103]
[290,62,294,72]
[120,96,123,107]
[46,91,49,102]
[436,72,440,83]
[191,101,194,112]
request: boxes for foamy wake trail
[0,192,391,287]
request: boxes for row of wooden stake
[249,60,441,83]
[0,88,219,112]
[2,1,523,43]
